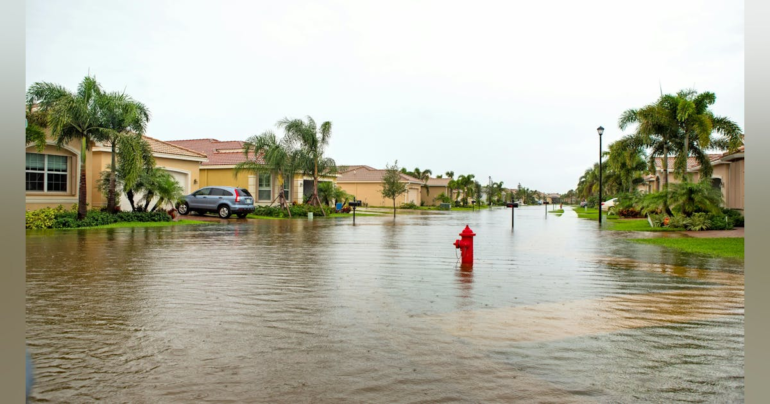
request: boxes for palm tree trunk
[78,137,88,220]
[312,159,319,206]
[107,141,117,213]
[663,146,668,215]
[127,189,136,211]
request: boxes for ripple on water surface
[26,206,743,402]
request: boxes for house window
[26,153,68,192]
[258,173,271,201]
[283,180,290,200]
[712,178,722,190]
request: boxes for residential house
[636,147,744,211]
[337,165,423,207]
[545,193,561,204]
[166,138,337,206]
[25,133,207,211]
[421,177,451,206]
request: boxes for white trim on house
[153,153,208,162]
[26,197,79,204]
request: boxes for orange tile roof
[337,166,423,183]
[166,138,265,166]
[142,135,208,159]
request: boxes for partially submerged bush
[400,202,418,209]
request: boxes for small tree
[380,160,407,219]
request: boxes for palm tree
[235,130,300,217]
[98,92,150,212]
[669,179,723,216]
[608,136,648,193]
[659,89,742,180]
[27,76,109,219]
[96,135,156,211]
[413,168,433,195]
[25,106,48,152]
[277,116,336,215]
[138,168,184,212]
[445,171,455,201]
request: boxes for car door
[189,187,212,210]
[210,188,232,208]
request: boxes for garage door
[118,169,189,211]
[167,170,189,194]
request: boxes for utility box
[439,203,451,210]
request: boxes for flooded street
[26,206,744,403]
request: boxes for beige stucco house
[636,146,745,211]
[167,138,337,206]
[421,177,451,206]
[26,133,207,211]
[337,165,423,207]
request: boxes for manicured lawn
[247,213,371,220]
[549,209,564,216]
[56,219,212,230]
[607,219,684,232]
[575,208,618,220]
[628,237,744,259]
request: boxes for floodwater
[26,206,744,403]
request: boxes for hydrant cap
[459,225,476,237]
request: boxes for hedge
[26,205,171,230]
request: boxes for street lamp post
[597,126,604,226]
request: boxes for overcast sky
[26,0,744,193]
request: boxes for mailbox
[348,201,362,207]
[506,202,519,208]
[543,201,549,205]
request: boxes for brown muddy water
[26,206,744,403]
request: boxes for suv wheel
[218,205,232,219]
[178,202,189,215]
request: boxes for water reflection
[26,206,743,402]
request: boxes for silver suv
[178,186,255,219]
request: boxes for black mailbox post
[543,201,549,217]
[508,200,519,228]
[348,200,362,225]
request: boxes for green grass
[247,212,377,220]
[606,219,684,232]
[628,237,744,259]
[549,209,564,217]
[54,219,211,230]
[575,208,619,220]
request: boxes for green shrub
[28,206,171,229]
[686,212,710,231]
[668,214,690,229]
[25,206,64,229]
[722,208,744,227]
[707,213,734,230]
[400,202,418,209]
[648,213,664,227]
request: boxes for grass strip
[627,237,744,259]
[52,219,211,230]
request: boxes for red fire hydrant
[453,225,476,265]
